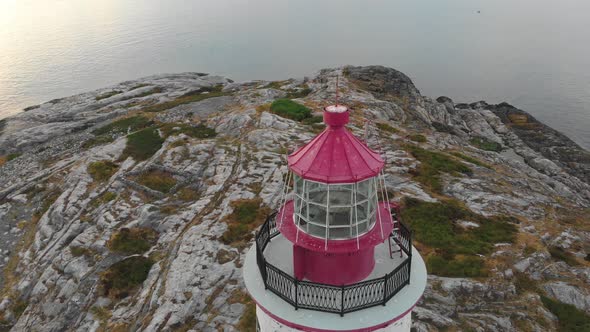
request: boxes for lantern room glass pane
[329,185,353,207]
[308,182,328,205]
[308,204,327,225]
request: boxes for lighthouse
[243,104,427,331]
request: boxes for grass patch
[160,123,217,139]
[427,255,487,278]
[87,160,119,182]
[300,115,324,125]
[143,85,227,113]
[408,134,427,143]
[285,87,312,99]
[541,295,590,332]
[376,122,399,134]
[71,246,94,258]
[120,127,164,161]
[6,153,21,161]
[221,199,271,245]
[450,152,492,169]
[89,191,118,209]
[35,189,61,218]
[514,272,540,294]
[401,197,517,277]
[548,246,580,266]
[82,135,115,149]
[93,115,152,136]
[108,227,158,255]
[132,87,163,98]
[470,137,503,152]
[136,170,177,193]
[100,256,154,299]
[12,301,28,319]
[177,188,200,202]
[270,99,312,121]
[404,145,472,193]
[96,90,123,101]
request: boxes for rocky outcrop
[0,66,589,331]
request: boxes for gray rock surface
[0,66,589,331]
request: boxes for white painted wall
[256,306,412,332]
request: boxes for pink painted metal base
[277,200,395,285]
[293,245,375,285]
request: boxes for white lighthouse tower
[243,104,427,331]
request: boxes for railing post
[340,286,345,317]
[294,279,299,310]
[382,274,388,306]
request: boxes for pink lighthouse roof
[288,105,384,183]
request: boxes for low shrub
[93,115,152,136]
[160,123,217,139]
[6,153,21,161]
[408,134,427,143]
[136,170,177,193]
[143,85,228,113]
[87,160,119,182]
[376,122,399,134]
[470,137,503,152]
[548,246,580,266]
[82,135,115,149]
[120,127,164,161]
[404,145,472,193]
[427,255,487,278]
[401,197,517,277]
[222,199,270,245]
[300,115,324,125]
[12,301,28,319]
[285,87,312,99]
[450,152,491,169]
[108,227,158,255]
[89,191,118,209]
[541,295,590,331]
[71,246,94,258]
[101,256,154,299]
[177,187,199,202]
[237,302,256,332]
[270,99,311,121]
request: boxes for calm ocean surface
[1,0,589,148]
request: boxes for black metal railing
[254,210,413,316]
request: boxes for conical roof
[288,105,384,183]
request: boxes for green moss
[93,115,152,136]
[408,134,427,143]
[450,152,492,169]
[108,227,158,255]
[376,122,399,134]
[136,170,176,193]
[143,85,228,113]
[160,123,217,139]
[120,127,164,161]
[427,255,487,278]
[470,137,503,152]
[549,246,580,266]
[404,145,472,193]
[541,295,590,332]
[101,256,154,299]
[270,99,312,121]
[96,90,123,101]
[87,160,119,182]
[133,87,163,98]
[222,199,270,245]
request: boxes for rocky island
[0,66,589,331]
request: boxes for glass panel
[307,181,328,205]
[329,227,350,239]
[328,207,351,227]
[357,221,368,234]
[357,178,372,201]
[356,200,369,221]
[308,223,326,238]
[297,200,308,222]
[308,204,327,225]
[328,184,353,207]
[294,174,303,196]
